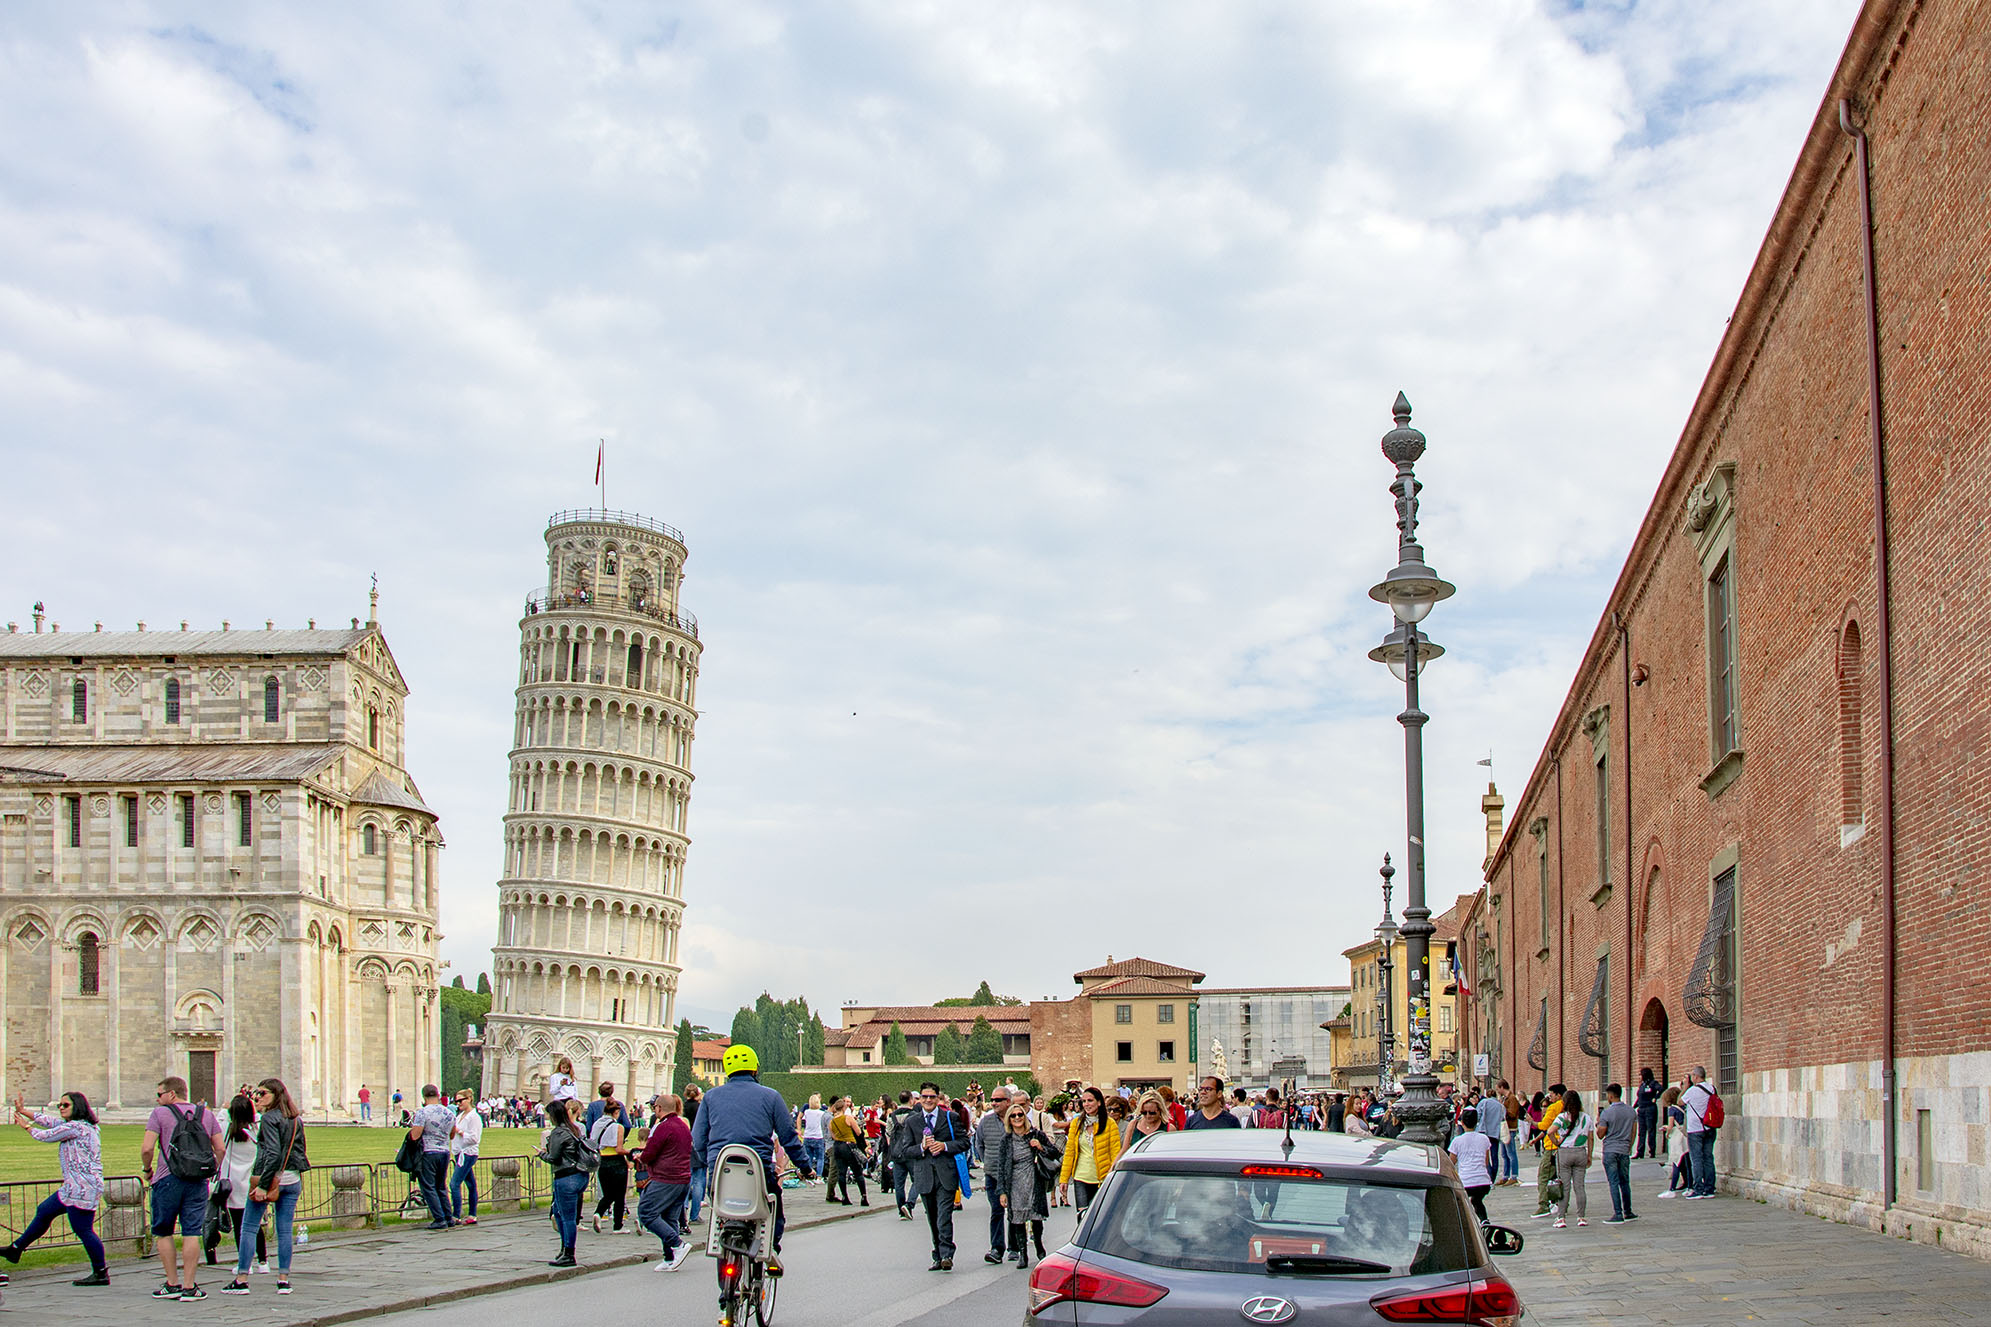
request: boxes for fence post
[328,1165,372,1230]
[101,1178,148,1257]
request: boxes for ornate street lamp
[1366,392,1455,1147]
[1376,854,1398,1096]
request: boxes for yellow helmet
[722,1044,760,1076]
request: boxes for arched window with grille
[72,678,87,722]
[264,676,281,723]
[362,823,378,855]
[165,678,181,725]
[78,933,100,995]
[368,708,380,751]
[626,641,643,685]
[1839,623,1864,839]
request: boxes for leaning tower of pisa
[482,510,701,1103]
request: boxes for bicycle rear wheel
[753,1260,777,1326]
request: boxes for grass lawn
[0,1123,547,1187]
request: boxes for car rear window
[1079,1170,1475,1277]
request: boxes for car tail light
[1028,1252,1169,1314]
[1371,1275,1523,1326]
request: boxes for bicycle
[707,1144,777,1327]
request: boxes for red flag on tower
[595,440,604,485]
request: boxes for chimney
[1481,782,1505,872]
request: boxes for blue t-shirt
[1183,1108,1242,1130]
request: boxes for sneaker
[984,1251,1004,1264]
[277,1281,292,1295]
[666,1245,694,1272]
[1603,1216,1625,1225]
[154,1284,184,1299]
[463,1216,478,1226]
[1684,1193,1706,1200]
[180,1285,208,1300]
[1529,1211,1553,1219]
[222,1281,252,1295]
[592,1216,602,1234]
[1576,1219,1588,1227]
[1656,1189,1677,1198]
[1625,1212,1640,1220]
[1552,1219,1566,1229]
[71,1269,110,1287]
[254,1260,272,1275]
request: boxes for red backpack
[1702,1090,1725,1129]
[1253,1105,1287,1129]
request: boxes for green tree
[674,1019,696,1089]
[476,972,491,995]
[883,1022,912,1066]
[731,1007,761,1054]
[937,981,1023,1007]
[933,1025,966,1065]
[437,985,492,1098]
[966,1015,1003,1064]
[451,974,465,989]
[805,1013,826,1066]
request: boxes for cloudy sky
[2,1,1861,1028]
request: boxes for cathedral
[0,601,441,1119]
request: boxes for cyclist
[690,1044,814,1274]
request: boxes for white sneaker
[666,1245,693,1271]
[253,1261,271,1275]
[1656,1190,1677,1198]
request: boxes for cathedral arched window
[78,933,100,995]
[626,641,643,684]
[603,547,618,575]
[72,678,87,722]
[362,823,378,855]
[368,707,381,751]
[264,676,281,723]
[165,678,181,725]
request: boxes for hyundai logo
[1240,1296,1296,1324]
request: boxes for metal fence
[0,1153,552,1260]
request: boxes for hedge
[756,1069,1042,1104]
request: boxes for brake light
[1240,1164,1323,1179]
[1371,1275,1522,1325]
[1028,1252,1169,1314]
[720,1261,739,1280]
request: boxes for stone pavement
[1488,1155,1991,1326]
[0,1183,880,1325]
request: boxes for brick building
[1467,0,1991,1258]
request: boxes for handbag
[394,1133,423,1176]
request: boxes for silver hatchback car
[1025,1130,1524,1326]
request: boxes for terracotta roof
[691,1039,730,1059]
[855,1005,1031,1025]
[822,1027,855,1046]
[844,1028,883,1048]
[1087,975,1200,996]
[1073,957,1206,983]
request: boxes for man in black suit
[893,1081,967,1270]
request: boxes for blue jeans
[1688,1130,1717,1195]
[417,1151,452,1224]
[986,1175,1006,1255]
[1601,1152,1633,1218]
[638,1180,688,1254]
[236,1182,301,1274]
[360,1102,372,1121]
[16,1192,107,1271]
[804,1138,827,1176]
[687,1156,705,1224]
[1501,1130,1520,1180]
[451,1156,479,1219]
[551,1171,588,1251]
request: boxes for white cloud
[0,0,1861,1017]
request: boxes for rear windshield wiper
[1264,1255,1391,1276]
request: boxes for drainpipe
[1554,755,1565,1083]
[1616,612,1635,1090]
[1840,96,1898,1210]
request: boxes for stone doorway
[188,1049,218,1108]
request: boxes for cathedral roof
[0,628,369,659]
[351,768,436,815]
[0,743,345,785]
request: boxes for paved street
[9,1161,1991,1325]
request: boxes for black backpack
[165,1104,218,1182]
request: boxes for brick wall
[1470,0,1991,1235]
[1029,997,1094,1091]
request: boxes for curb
[273,1198,886,1327]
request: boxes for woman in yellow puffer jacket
[1057,1086,1121,1215]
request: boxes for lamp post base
[1393,1076,1450,1147]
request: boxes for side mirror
[1482,1224,1524,1256]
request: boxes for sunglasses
[1140,1109,1161,1116]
